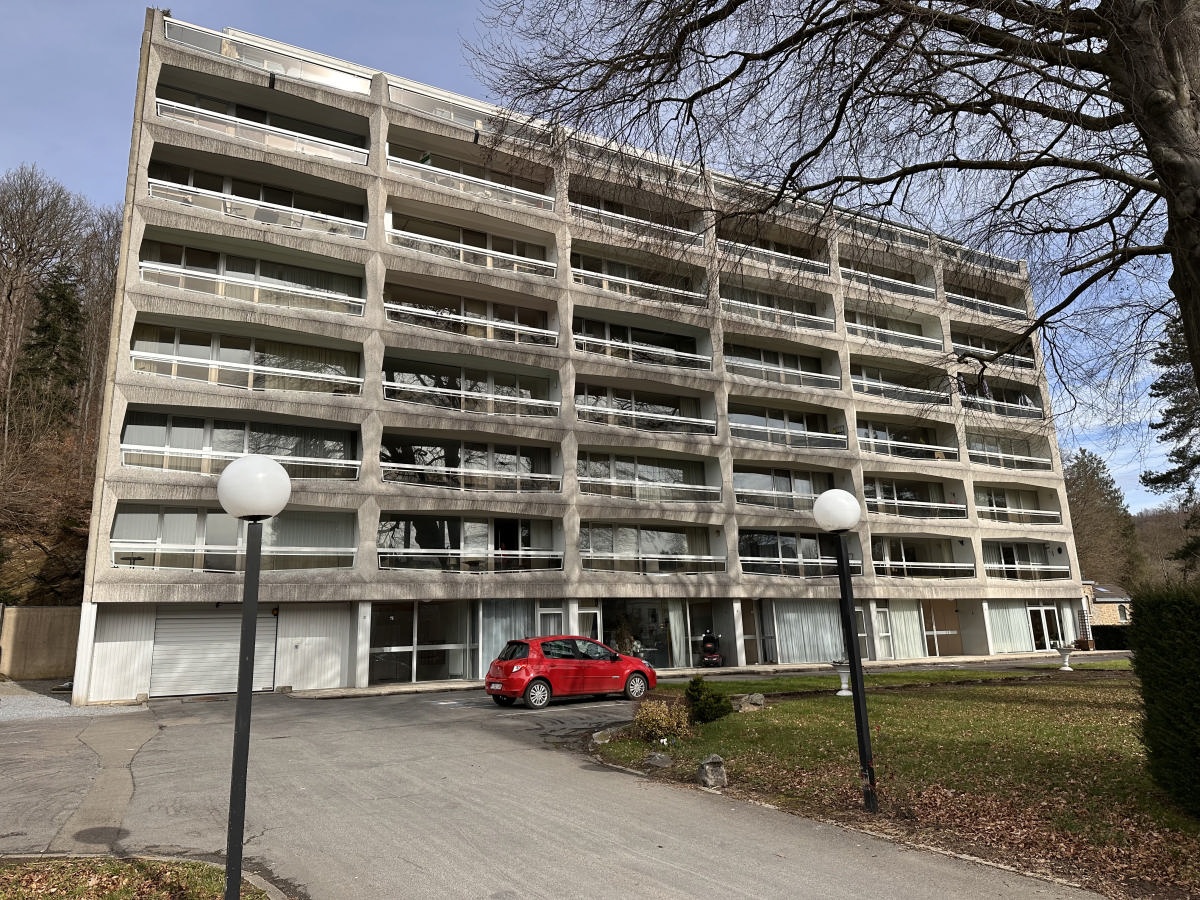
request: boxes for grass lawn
[0,858,270,899]
[603,662,1198,900]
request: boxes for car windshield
[498,641,529,661]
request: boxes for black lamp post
[216,455,291,899]
[813,488,878,813]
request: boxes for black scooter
[699,631,724,667]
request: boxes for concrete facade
[73,10,1084,704]
[1,606,81,679]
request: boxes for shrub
[684,675,733,724]
[1130,583,1200,815]
[632,699,691,742]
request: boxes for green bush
[1130,583,1200,815]
[632,699,691,742]
[684,675,733,724]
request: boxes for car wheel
[492,695,516,707]
[524,679,551,710]
[624,672,649,700]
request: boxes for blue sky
[0,1,1169,512]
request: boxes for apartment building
[71,10,1084,703]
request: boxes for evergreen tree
[1065,449,1143,585]
[11,264,85,424]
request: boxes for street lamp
[216,455,291,899]
[812,488,878,813]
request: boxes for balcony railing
[385,302,557,346]
[720,298,836,332]
[984,563,1072,581]
[389,157,554,211]
[120,445,360,479]
[846,322,943,351]
[960,395,1044,419]
[580,552,727,574]
[571,269,707,306]
[951,342,1035,370]
[380,463,561,492]
[389,230,556,277]
[111,542,356,572]
[873,561,977,578]
[741,557,863,577]
[156,99,369,165]
[967,449,1053,470]
[939,240,1023,274]
[725,360,841,390]
[164,19,373,94]
[859,437,959,461]
[574,335,711,370]
[841,268,936,300]
[576,403,717,435]
[851,377,951,406]
[570,203,702,246]
[577,479,721,502]
[866,498,968,519]
[946,292,1028,320]
[977,506,1063,524]
[130,351,364,394]
[734,490,819,511]
[377,549,563,572]
[140,262,365,316]
[384,383,560,417]
[718,239,830,276]
[147,179,367,239]
[841,216,930,250]
[730,422,848,449]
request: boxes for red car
[485,635,656,709]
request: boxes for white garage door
[150,606,278,697]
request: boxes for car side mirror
[610,653,621,662]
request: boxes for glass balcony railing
[741,557,862,577]
[389,157,554,211]
[164,19,373,94]
[720,298,836,332]
[377,549,563,572]
[946,292,1028,320]
[384,383,560,417]
[967,449,1053,470]
[576,404,717,435]
[130,351,364,395]
[841,268,935,300]
[976,506,1063,524]
[951,342,1035,369]
[734,490,819,511]
[984,563,1071,581]
[574,336,711,370]
[725,360,840,390]
[570,203,702,246]
[389,230,556,277]
[841,217,930,250]
[156,99,369,165]
[873,561,976,578]
[571,269,707,306]
[120,445,360,479]
[859,437,959,461]
[960,396,1044,419]
[846,322,943,351]
[577,479,720,502]
[580,552,727,574]
[730,422,848,449]
[865,498,968,519]
[148,179,366,239]
[718,240,830,276]
[140,262,365,316]
[111,542,356,572]
[385,302,557,346]
[380,463,561,492]
[939,241,1023,274]
[851,377,951,405]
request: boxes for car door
[538,638,585,696]
[575,638,623,693]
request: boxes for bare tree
[473,0,1200,404]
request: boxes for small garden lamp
[813,489,878,813]
[217,455,291,899]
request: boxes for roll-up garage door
[150,606,277,697]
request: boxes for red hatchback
[485,635,657,709]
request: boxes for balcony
[381,463,560,492]
[960,395,1044,419]
[734,489,818,511]
[859,437,959,461]
[156,99,369,165]
[574,335,711,370]
[730,422,847,449]
[130,351,364,394]
[147,179,367,239]
[164,19,373,94]
[873,561,976,578]
[841,267,935,300]
[111,542,356,572]
[576,403,717,435]
[140,262,365,316]
[577,478,720,502]
[377,549,563,572]
[984,563,1071,580]
[951,341,1035,369]
[571,268,707,306]
[120,445,360,479]
[967,448,1053,470]
[946,291,1027,320]
[851,376,951,406]
[389,229,556,277]
[846,321,943,351]
[741,557,862,577]
[866,498,968,519]
[580,552,726,574]
[389,156,554,211]
[386,301,557,346]
[720,296,836,332]
[384,382,560,417]
[725,359,840,390]
[718,239,830,276]
[571,202,701,246]
[977,506,1062,525]
[939,240,1023,274]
